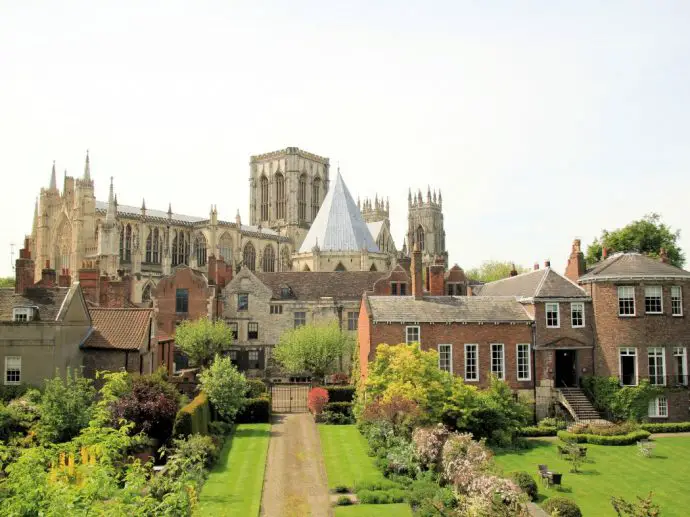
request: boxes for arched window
[195,233,207,266]
[312,177,321,220]
[142,284,152,303]
[183,232,190,265]
[219,233,233,264]
[125,225,132,262]
[152,228,160,264]
[172,231,179,266]
[260,175,269,221]
[262,245,275,272]
[172,231,189,266]
[119,225,125,260]
[55,220,72,273]
[335,262,347,272]
[298,173,307,221]
[275,173,285,220]
[146,230,153,263]
[243,242,256,271]
[416,225,425,252]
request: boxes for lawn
[197,423,271,517]
[495,436,690,517]
[334,503,414,517]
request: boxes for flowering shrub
[412,424,451,471]
[362,395,423,437]
[567,421,638,436]
[307,387,329,415]
[441,433,492,488]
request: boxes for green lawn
[495,436,690,517]
[334,503,414,517]
[197,423,271,517]
[318,424,387,489]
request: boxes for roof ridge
[533,267,551,297]
[591,253,625,275]
[481,268,544,287]
[551,267,588,293]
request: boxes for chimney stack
[509,263,518,277]
[41,261,57,287]
[602,247,608,260]
[660,248,669,263]
[565,238,586,282]
[58,268,71,288]
[411,243,423,300]
[533,262,539,271]
[544,260,551,268]
[14,237,34,294]
[428,258,445,296]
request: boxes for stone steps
[558,387,602,421]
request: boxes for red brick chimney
[602,247,608,260]
[58,268,72,288]
[14,238,34,294]
[509,263,518,277]
[397,256,411,277]
[544,260,551,268]
[565,239,586,282]
[428,260,445,296]
[40,260,57,287]
[411,243,423,300]
[660,248,669,263]
[533,262,539,271]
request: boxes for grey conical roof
[299,170,380,253]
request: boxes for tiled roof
[0,287,70,321]
[83,308,152,350]
[366,295,533,323]
[472,268,587,299]
[579,252,690,282]
[299,171,379,253]
[255,271,387,301]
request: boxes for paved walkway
[260,413,331,517]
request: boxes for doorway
[555,350,577,387]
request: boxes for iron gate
[271,384,310,413]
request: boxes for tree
[38,368,96,443]
[586,213,684,267]
[198,354,248,421]
[0,277,14,288]
[174,318,233,367]
[273,322,354,382]
[465,261,529,283]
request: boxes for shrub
[412,424,451,471]
[321,410,354,425]
[0,383,29,403]
[611,492,661,516]
[324,401,353,415]
[512,471,538,501]
[567,421,638,436]
[174,392,211,437]
[38,368,96,443]
[543,496,582,517]
[382,441,421,477]
[333,485,350,494]
[519,425,557,437]
[336,496,353,506]
[640,421,690,433]
[246,379,268,398]
[539,417,567,430]
[557,429,651,445]
[325,385,355,403]
[170,433,219,469]
[198,355,249,421]
[358,489,404,504]
[354,479,402,492]
[362,395,423,437]
[308,387,329,415]
[235,397,271,423]
[441,433,492,489]
[581,376,662,421]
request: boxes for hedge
[557,429,650,445]
[519,426,558,437]
[324,401,353,416]
[236,396,271,423]
[246,379,268,398]
[174,392,211,437]
[640,422,690,433]
[324,386,355,403]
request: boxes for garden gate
[271,383,310,413]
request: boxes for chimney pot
[533,263,539,270]
[660,248,669,263]
[544,260,551,268]
[602,247,608,259]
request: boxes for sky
[2,1,690,278]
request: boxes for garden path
[260,413,331,517]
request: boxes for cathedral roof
[299,171,380,253]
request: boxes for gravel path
[260,413,331,517]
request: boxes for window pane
[672,286,683,316]
[175,289,189,313]
[491,344,504,379]
[517,344,530,380]
[571,303,584,327]
[645,286,663,313]
[438,345,451,373]
[618,286,635,316]
[465,345,477,381]
[238,294,249,311]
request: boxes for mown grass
[494,436,690,517]
[197,423,271,517]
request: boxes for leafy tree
[273,322,354,382]
[611,492,661,517]
[198,354,248,421]
[174,318,233,367]
[586,213,684,267]
[465,261,529,283]
[38,368,96,443]
[0,277,15,288]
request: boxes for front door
[555,350,577,387]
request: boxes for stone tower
[359,195,389,224]
[407,186,447,269]
[249,147,330,251]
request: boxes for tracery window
[219,233,233,264]
[260,175,269,221]
[311,177,321,220]
[262,245,275,272]
[275,173,285,220]
[416,225,425,251]
[298,174,307,222]
[243,242,256,271]
[195,233,207,266]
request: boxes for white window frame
[618,286,636,317]
[570,302,585,328]
[545,303,560,328]
[673,346,688,385]
[464,344,478,382]
[438,344,452,374]
[648,347,666,386]
[406,326,421,344]
[648,396,668,418]
[619,347,638,386]
[4,356,21,385]
[644,286,663,314]
[12,307,33,322]
[671,286,683,316]
[516,343,531,381]
[491,343,505,380]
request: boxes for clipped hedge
[174,392,211,437]
[324,385,355,403]
[512,471,538,502]
[640,422,690,433]
[519,426,558,437]
[543,496,582,517]
[324,401,353,415]
[236,396,271,423]
[557,429,650,445]
[246,379,268,398]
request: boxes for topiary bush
[640,422,690,433]
[558,429,650,445]
[543,496,582,517]
[174,392,210,437]
[325,385,355,403]
[321,410,354,425]
[335,495,353,506]
[519,425,558,437]
[512,471,538,501]
[246,379,268,398]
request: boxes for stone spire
[32,198,39,233]
[408,188,412,206]
[106,177,116,223]
[167,203,172,220]
[141,198,146,211]
[438,189,442,206]
[49,161,57,190]
[83,150,91,181]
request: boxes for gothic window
[243,242,256,271]
[172,230,189,267]
[219,233,233,264]
[262,245,276,272]
[275,173,286,220]
[312,177,321,220]
[152,228,160,264]
[195,233,207,266]
[142,284,151,303]
[416,225,425,251]
[146,230,153,263]
[172,231,179,266]
[124,224,132,262]
[55,220,72,273]
[298,173,307,222]
[260,175,269,221]
[119,225,125,260]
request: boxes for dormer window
[280,287,291,299]
[12,307,34,322]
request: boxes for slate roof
[299,171,380,253]
[472,268,587,299]
[0,287,70,321]
[255,271,387,301]
[579,252,690,283]
[83,308,153,350]
[366,295,532,323]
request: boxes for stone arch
[243,241,256,271]
[218,232,233,264]
[194,232,207,266]
[262,244,276,272]
[141,282,153,303]
[53,216,72,273]
[335,262,347,272]
[275,172,286,220]
[260,175,269,221]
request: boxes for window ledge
[618,315,637,318]
[645,312,664,316]
[672,314,684,318]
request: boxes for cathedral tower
[407,186,447,268]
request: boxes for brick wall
[153,267,213,337]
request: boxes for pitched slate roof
[0,287,71,321]
[472,268,587,299]
[83,308,152,350]
[255,271,387,301]
[366,295,532,323]
[579,252,690,283]
[299,171,380,253]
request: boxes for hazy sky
[2,1,690,278]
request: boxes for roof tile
[84,308,153,350]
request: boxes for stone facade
[407,187,447,269]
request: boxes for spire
[32,198,39,231]
[49,161,57,190]
[438,189,442,206]
[427,185,431,202]
[433,190,437,203]
[408,188,412,206]
[386,198,389,212]
[106,177,116,223]
[83,150,91,181]
[141,198,146,210]
[167,203,172,219]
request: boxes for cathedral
[27,147,447,303]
